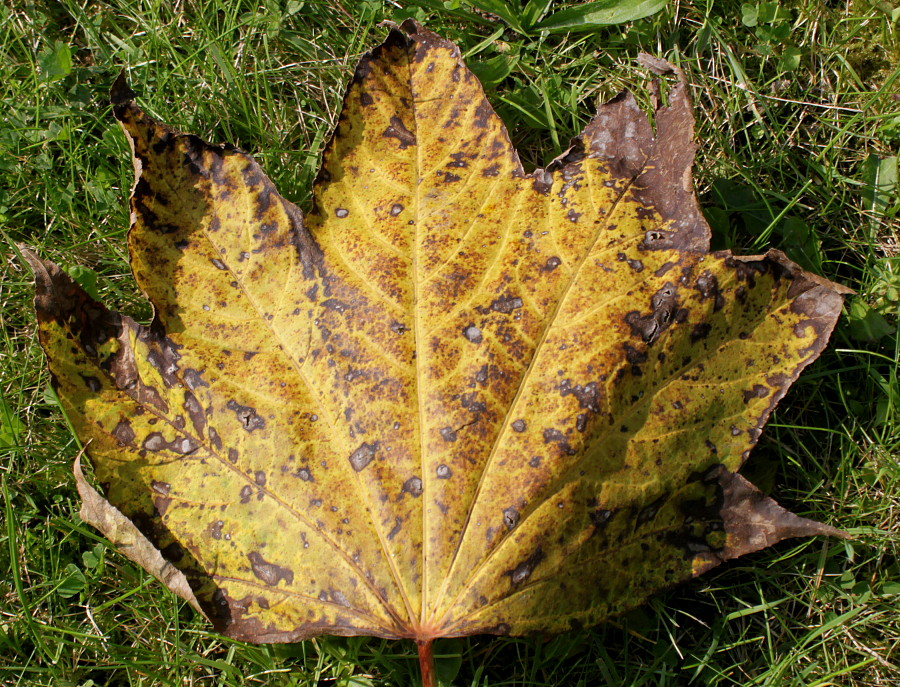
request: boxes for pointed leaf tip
[74,454,205,615]
[110,71,136,106]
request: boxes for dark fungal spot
[151,480,170,495]
[248,551,294,587]
[436,464,452,479]
[504,548,544,588]
[402,476,423,498]
[462,324,482,344]
[387,516,402,540]
[448,152,468,168]
[142,432,166,451]
[743,384,769,403]
[226,400,265,431]
[624,282,679,345]
[637,495,667,525]
[503,506,520,530]
[559,379,601,413]
[567,209,581,223]
[81,375,101,392]
[210,520,224,540]
[529,456,541,468]
[490,294,524,314]
[390,203,404,216]
[112,420,135,446]
[296,467,313,482]
[543,428,565,443]
[475,364,488,385]
[321,298,349,313]
[240,485,253,503]
[331,589,351,608]
[183,368,209,391]
[691,322,712,343]
[210,258,227,270]
[359,91,374,107]
[440,426,457,442]
[511,419,526,433]
[348,442,376,472]
[382,115,416,149]
[334,208,349,218]
[228,448,238,463]
[589,508,614,532]
[254,471,266,486]
[542,256,562,272]
[695,270,726,311]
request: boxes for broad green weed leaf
[862,154,898,221]
[536,0,667,33]
[26,22,848,683]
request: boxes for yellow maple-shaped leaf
[26,20,847,677]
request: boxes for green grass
[1,0,898,685]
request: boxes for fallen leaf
[25,20,849,683]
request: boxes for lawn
[1,0,898,685]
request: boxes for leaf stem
[417,638,436,687]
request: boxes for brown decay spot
[248,551,294,587]
[321,298,349,313]
[542,256,561,272]
[387,516,402,540]
[743,384,769,403]
[210,519,224,540]
[504,547,544,587]
[589,507,615,534]
[691,322,712,343]
[502,506,520,530]
[142,432,198,455]
[436,464,452,479]
[695,270,726,311]
[473,99,493,129]
[402,476,423,498]
[440,426,457,442]
[348,442,377,472]
[543,427,575,455]
[112,420,135,445]
[226,400,266,431]
[559,379,601,413]
[462,324,482,343]
[624,282,681,345]
[382,115,416,149]
[636,494,668,525]
[511,418,526,432]
[448,152,468,168]
[489,294,524,314]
